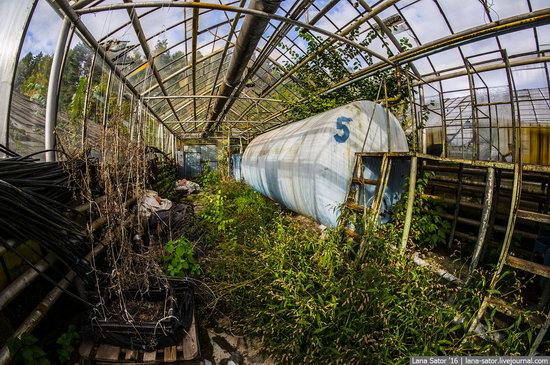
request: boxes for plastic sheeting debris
[175,179,200,194]
[139,190,172,217]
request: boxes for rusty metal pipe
[204,0,282,134]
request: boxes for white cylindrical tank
[241,100,409,227]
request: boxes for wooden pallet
[79,312,200,364]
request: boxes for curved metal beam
[414,54,550,86]
[75,1,394,66]
[53,0,179,137]
[123,0,181,126]
[323,7,550,95]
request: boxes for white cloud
[21,0,62,56]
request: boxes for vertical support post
[466,60,480,160]
[137,101,143,143]
[157,124,162,149]
[81,51,97,151]
[383,79,392,152]
[460,105,465,159]
[439,89,447,157]
[171,134,176,158]
[487,87,493,160]
[447,163,464,249]
[371,154,391,223]
[227,127,231,177]
[469,167,495,274]
[102,69,112,129]
[160,125,164,151]
[495,101,501,160]
[405,72,418,152]
[419,86,426,154]
[400,155,418,253]
[45,17,71,162]
[154,120,157,148]
[129,94,135,141]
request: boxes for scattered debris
[147,202,195,244]
[175,179,201,194]
[203,318,274,365]
[139,190,173,217]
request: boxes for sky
[20,0,550,95]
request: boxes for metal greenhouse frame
[0,0,550,361]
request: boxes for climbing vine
[277,27,412,121]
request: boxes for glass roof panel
[28,0,544,139]
[499,29,538,56]
[489,1,530,19]
[399,0,451,44]
[437,0,486,32]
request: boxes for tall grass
[193,178,535,364]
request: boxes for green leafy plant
[390,171,451,249]
[276,27,410,122]
[201,189,236,241]
[7,334,50,365]
[199,162,219,190]
[195,172,533,364]
[164,237,200,277]
[56,324,80,363]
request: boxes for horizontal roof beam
[143,95,282,102]
[76,1,394,66]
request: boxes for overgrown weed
[389,171,451,250]
[191,178,536,364]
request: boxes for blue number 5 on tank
[334,116,353,143]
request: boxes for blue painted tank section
[241,100,410,227]
[231,153,242,180]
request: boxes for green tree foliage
[69,76,88,122]
[15,52,52,105]
[59,43,92,114]
[14,52,39,92]
[153,39,171,69]
[14,43,92,111]
[278,28,409,121]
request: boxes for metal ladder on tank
[339,152,390,237]
[340,152,411,236]
[464,50,550,354]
